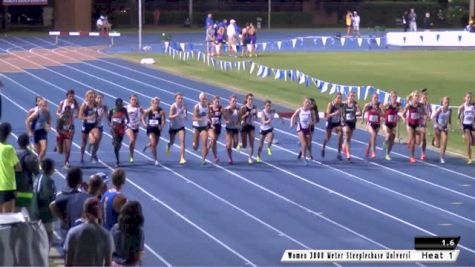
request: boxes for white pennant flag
[284,70,287,81]
[322,37,328,46]
[262,42,268,51]
[375,38,381,47]
[329,84,336,94]
[256,66,264,77]
[262,67,269,78]
[242,61,246,71]
[250,62,256,74]
[179,43,186,52]
[274,69,281,80]
[384,91,391,104]
[357,86,361,100]
[321,82,328,93]
[237,61,241,71]
[172,50,176,59]
[277,41,282,50]
[164,41,170,52]
[232,45,237,52]
[291,39,297,48]
[340,37,346,47]
[357,38,363,47]
[206,55,210,66]
[196,51,201,62]
[298,74,306,85]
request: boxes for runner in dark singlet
[142,97,165,166]
[108,98,129,167]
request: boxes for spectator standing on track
[167,93,187,165]
[409,8,417,32]
[109,98,129,168]
[422,12,433,31]
[64,197,114,267]
[31,158,56,247]
[0,122,21,213]
[49,167,89,235]
[15,133,39,210]
[25,99,50,163]
[153,8,160,25]
[111,201,144,266]
[142,97,166,166]
[352,11,360,37]
[402,11,409,32]
[345,11,353,36]
[101,168,127,231]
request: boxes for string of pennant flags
[161,40,452,112]
[164,35,385,54]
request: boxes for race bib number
[111,117,122,124]
[211,117,220,124]
[345,113,355,121]
[149,119,159,126]
[368,115,379,123]
[410,113,420,120]
[387,114,396,123]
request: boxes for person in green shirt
[31,158,57,247]
[0,122,22,213]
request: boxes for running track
[0,34,474,267]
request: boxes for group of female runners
[24,89,475,167]
[292,90,474,165]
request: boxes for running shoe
[321,149,325,158]
[129,156,134,163]
[201,159,207,165]
[385,154,391,161]
[228,159,233,165]
[248,158,253,164]
[440,158,445,164]
[154,160,159,166]
[214,156,219,163]
[297,151,302,159]
[365,146,370,158]
[371,151,376,159]
[420,153,426,161]
[115,162,120,168]
[303,159,308,166]
[267,147,272,156]
[468,159,473,165]
[179,158,187,165]
[256,156,262,163]
[236,143,242,151]
[336,153,342,161]
[409,157,416,164]
[165,145,171,156]
[64,161,70,169]
[91,156,98,164]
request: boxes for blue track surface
[0,33,474,266]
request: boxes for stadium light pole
[138,0,143,50]
[268,0,271,29]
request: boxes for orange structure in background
[54,0,91,32]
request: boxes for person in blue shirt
[205,13,213,28]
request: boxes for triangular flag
[262,67,269,78]
[364,86,371,100]
[179,43,186,51]
[299,73,306,85]
[232,45,237,52]
[284,70,287,81]
[458,35,463,42]
[305,76,310,87]
[384,91,391,104]
[321,82,328,93]
[274,69,282,80]
[291,39,297,48]
[378,90,386,103]
[210,58,215,67]
[329,84,336,94]
[242,61,246,71]
[164,41,170,52]
[360,86,367,100]
[340,37,346,47]
[375,38,381,47]
[311,78,318,88]
[256,65,264,77]
[322,37,328,46]
[290,70,296,81]
[357,38,363,47]
[436,34,440,42]
[313,38,318,45]
[277,41,282,50]
[237,61,241,71]
[357,86,362,100]
[262,43,267,51]
[250,62,256,74]
[196,51,201,62]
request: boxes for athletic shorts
[193,125,209,133]
[260,128,273,136]
[226,127,239,134]
[169,127,185,136]
[344,121,356,130]
[298,128,311,136]
[34,129,47,144]
[147,127,161,136]
[463,124,473,131]
[407,123,419,131]
[326,122,341,130]
[385,124,396,130]
[0,190,16,204]
[127,127,139,134]
[241,124,255,133]
[82,123,96,135]
[370,124,380,131]
[210,124,222,136]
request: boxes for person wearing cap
[0,122,22,213]
[227,19,238,57]
[108,98,129,167]
[64,197,114,267]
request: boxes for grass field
[119,50,475,155]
